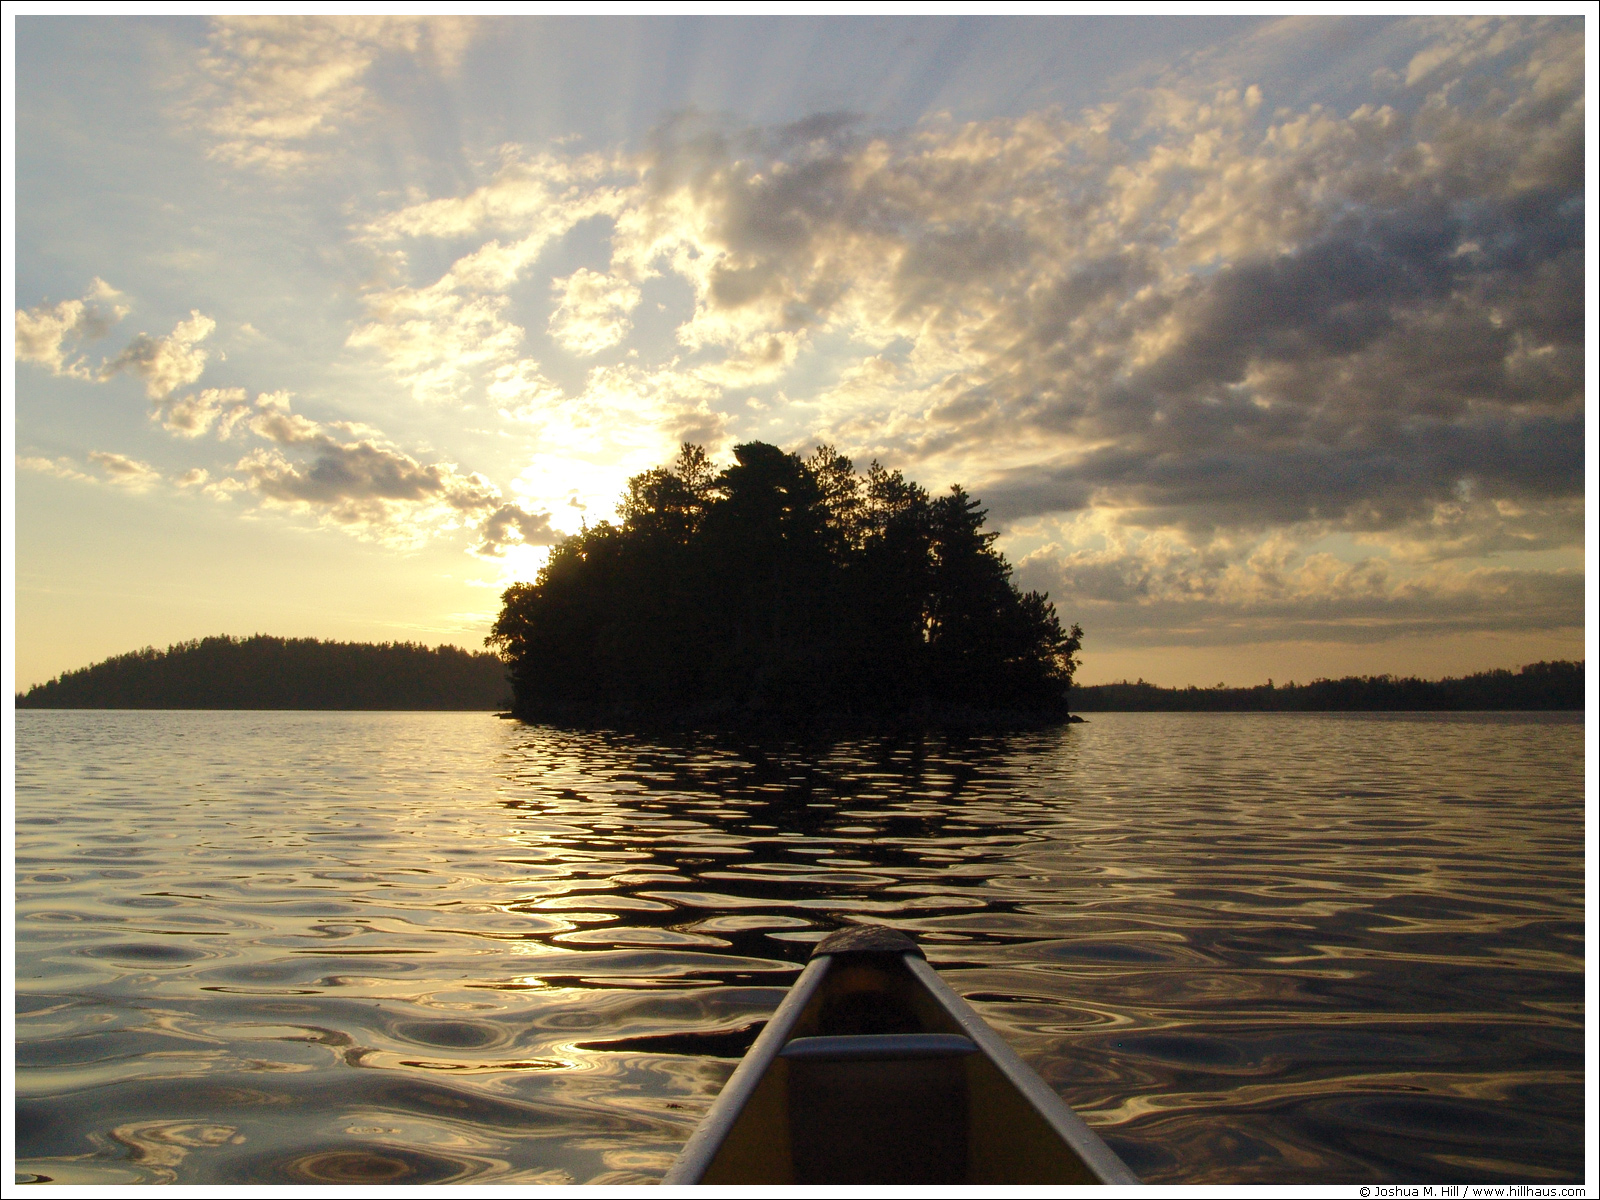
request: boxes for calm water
[14,710,1585,1185]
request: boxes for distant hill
[15,636,512,710]
[1072,660,1583,712]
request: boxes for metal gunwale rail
[663,956,830,1184]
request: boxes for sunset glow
[12,15,1586,690]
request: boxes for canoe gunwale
[660,957,827,1185]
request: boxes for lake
[14,709,1585,1184]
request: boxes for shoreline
[499,703,1086,734]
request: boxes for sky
[8,13,1591,692]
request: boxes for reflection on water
[15,710,1584,1184]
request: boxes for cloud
[245,389,327,444]
[232,440,498,545]
[670,22,1576,579]
[153,386,253,438]
[238,440,490,508]
[186,16,478,171]
[548,269,641,355]
[363,149,623,241]
[14,279,128,377]
[103,311,217,399]
[1402,14,1530,87]
[63,378,522,552]
[209,14,1578,643]
[17,455,93,483]
[979,412,1583,538]
[472,503,562,557]
[346,286,527,404]
[63,374,518,545]
[87,451,163,490]
[350,153,629,402]
[22,451,196,495]
[486,358,565,414]
[591,21,1577,555]
[205,393,504,546]
[17,287,222,408]
[1015,530,1583,647]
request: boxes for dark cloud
[337,14,1583,647]
[1015,553,1583,647]
[985,412,1582,534]
[474,503,561,556]
[234,432,500,544]
[621,18,1587,561]
[247,441,487,508]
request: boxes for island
[488,442,1082,729]
[15,636,512,710]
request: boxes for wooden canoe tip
[810,925,926,960]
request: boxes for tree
[488,442,1082,725]
[806,444,866,558]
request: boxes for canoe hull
[665,932,1137,1185]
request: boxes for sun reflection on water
[15,709,1585,1184]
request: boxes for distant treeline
[490,442,1080,727]
[1072,661,1583,712]
[15,635,512,710]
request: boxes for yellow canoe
[664,925,1138,1185]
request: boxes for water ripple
[15,709,1584,1184]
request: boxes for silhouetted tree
[1070,660,1583,712]
[488,442,1082,726]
